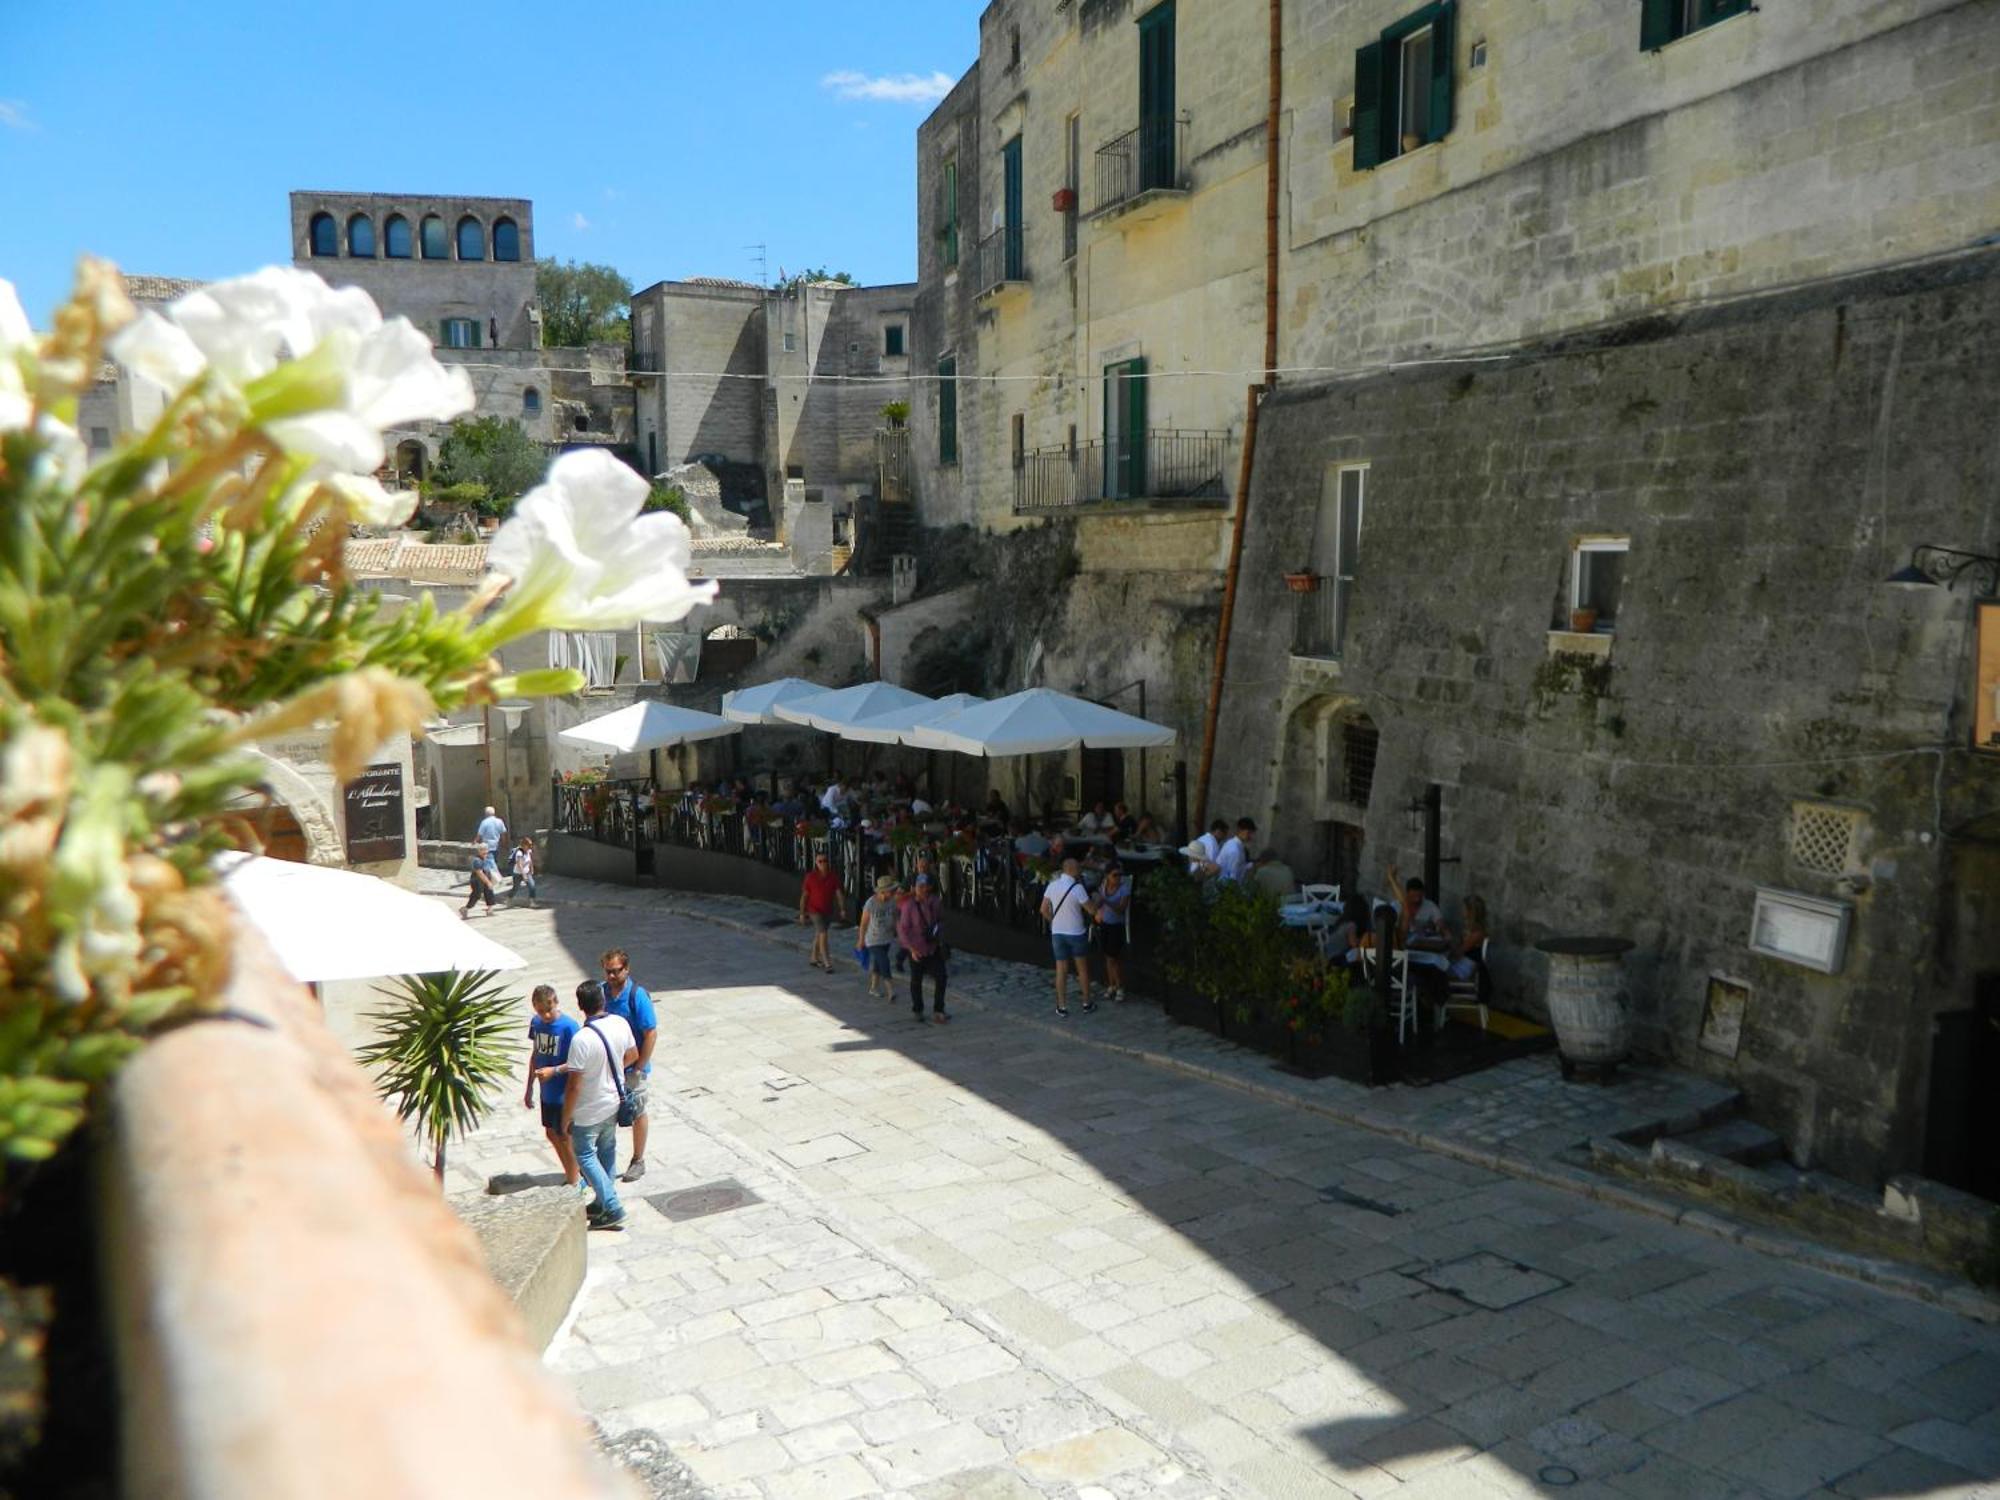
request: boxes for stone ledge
[1545,629,1612,658]
[455,1187,588,1353]
[101,927,629,1499]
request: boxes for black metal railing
[1291,578,1350,660]
[553,777,657,850]
[628,348,663,374]
[1092,117,1189,216]
[1013,430,1229,512]
[973,226,1028,295]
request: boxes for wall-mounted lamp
[496,702,529,735]
[1884,544,2000,594]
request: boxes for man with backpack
[561,979,637,1231]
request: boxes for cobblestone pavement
[432,871,2000,1498]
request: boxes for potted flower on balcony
[1283,569,1320,594]
[1051,186,1078,213]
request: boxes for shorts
[864,944,893,975]
[622,1068,650,1120]
[1051,932,1090,962]
[1097,924,1126,958]
[539,1100,565,1131]
[810,912,832,934]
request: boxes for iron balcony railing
[1014,430,1229,512]
[628,348,663,374]
[1092,117,1190,216]
[1291,577,1352,660]
[973,226,1028,296]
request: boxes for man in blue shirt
[477,805,508,864]
[598,946,658,1181]
[522,985,582,1192]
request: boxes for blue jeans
[569,1117,622,1218]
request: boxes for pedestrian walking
[598,948,657,1183]
[1041,855,1096,1017]
[522,985,581,1193]
[1094,864,1132,1001]
[562,980,637,1231]
[477,805,508,864]
[461,839,500,918]
[858,875,899,998]
[898,872,949,1023]
[509,836,539,908]
[798,851,847,971]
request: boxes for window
[1571,538,1628,631]
[1352,0,1455,170]
[1011,413,1025,470]
[884,324,905,357]
[438,318,480,349]
[786,463,804,480]
[420,215,448,259]
[1642,0,1750,50]
[492,217,521,261]
[522,386,541,417]
[1001,135,1025,281]
[384,214,413,258]
[1341,716,1380,807]
[574,412,590,432]
[1063,114,1081,260]
[88,426,111,452]
[308,212,338,257]
[1300,464,1364,658]
[939,157,960,268]
[346,214,375,257]
[1138,1,1177,193]
[938,355,958,465]
[1008,24,1021,69]
[783,331,796,353]
[456,217,485,261]
[1104,358,1146,499]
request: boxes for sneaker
[588,1212,627,1232]
[932,1012,950,1025]
[1082,1000,1097,1014]
[1055,1005,1070,1018]
[620,1159,646,1183]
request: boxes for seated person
[982,789,1011,828]
[910,792,934,817]
[1076,800,1114,835]
[1111,802,1138,840]
[1450,894,1491,983]
[1013,819,1051,859]
[1387,864,1449,949]
[1181,839,1219,880]
[1250,849,1297,900]
[1131,813,1164,845]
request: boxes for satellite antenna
[744,242,768,286]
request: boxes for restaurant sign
[343,762,406,864]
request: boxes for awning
[910,688,1176,756]
[720,677,833,725]
[772,682,935,732]
[839,692,989,745]
[559,700,740,753]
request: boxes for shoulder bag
[585,1020,640,1127]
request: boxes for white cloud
[571,212,591,232]
[0,100,37,132]
[821,70,954,105]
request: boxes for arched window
[308,212,338,257]
[420,215,448,260]
[347,214,375,257]
[573,411,590,432]
[522,387,541,417]
[383,214,412,258]
[492,217,521,261]
[456,216,485,261]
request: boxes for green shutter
[469,321,481,350]
[941,160,959,267]
[1428,1,1456,144]
[938,357,957,465]
[438,319,450,346]
[1639,0,1678,50]
[1352,41,1384,170]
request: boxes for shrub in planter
[1143,869,1313,1042]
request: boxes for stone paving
[422,869,2000,1498]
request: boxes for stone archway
[395,439,427,487]
[245,750,344,866]
[1277,694,1371,888]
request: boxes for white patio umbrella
[559,700,740,753]
[911,688,1176,756]
[774,682,935,733]
[720,677,831,725]
[838,692,989,745]
[216,852,525,983]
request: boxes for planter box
[1287,1026,1397,1085]
[1227,1008,1294,1062]
[1162,984,1222,1036]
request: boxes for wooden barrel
[1538,937,1633,1069]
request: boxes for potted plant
[357,970,519,1183]
[1283,570,1320,593]
[1051,186,1078,213]
[880,400,910,428]
[1569,606,1599,633]
[1286,961,1397,1083]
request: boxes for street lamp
[1884,545,2000,594]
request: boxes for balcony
[628,348,663,374]
[972,226,1029,299]
[1014,430,1228,513]
[1291,577,1351,661]
[1091,117,1190,221]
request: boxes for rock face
[660,460,762,538]
[456,1185,587,1353]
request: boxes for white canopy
[217,852,526,983]
[838,692,989,745]
[720,677,832,725]
[559,700,740,753]
[911,688,1177,757]
[773,682,935,733]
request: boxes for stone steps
[1674,1116,1787,1166]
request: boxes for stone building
[628,275,917,529]
[288,191,635,480]
[910,0,2000,1187]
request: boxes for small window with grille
[1341,718,1381,808]
[1789,802,1864,877]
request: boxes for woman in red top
[798,852,847,971]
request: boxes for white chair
[1436,938,1490,1033]
[1299,882,1341,908]
[1360,947,1416,1043]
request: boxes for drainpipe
[1195,0,1281,828]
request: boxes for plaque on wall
[343,763,406,864]
[1976,601,2000,755]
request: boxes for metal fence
[552,778,655,850]
[973,226,1028,295]
[1291,578,1349,660]
[1092,117,1189,216]
[1014,430,1229,512]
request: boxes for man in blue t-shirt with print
[598,946,657,1182]
[523,985,582,1191]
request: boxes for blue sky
[0,0,978,321]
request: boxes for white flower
[110,267,472,471]
[485,449,717,630]
[0,278,35,433]
[322,470,418,527]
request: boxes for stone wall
[1212,250,2000,1186]
[631,281,766,475]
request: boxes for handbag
[585,1020,640,1127]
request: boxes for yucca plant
[357,969,518,1183]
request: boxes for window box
[1051,186,1077,213]
[1284,571,1320,594]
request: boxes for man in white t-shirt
[1216,818,1256,884]
[1189,819,1228,875]
[1040,855,1097,1018]
[820,780,847,815]
[562,979,639,1231]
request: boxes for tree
[358,970,519,1183]
[778,268,857,288]
[645,483,690,524]
[536,259,632,348]
[430,416,547,512]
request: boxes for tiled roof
[684,276,761,289]
[121,274,205,305]
[343,538,403,574]
[342,536,490,580]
